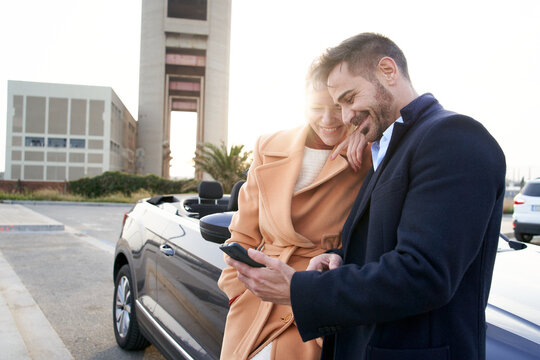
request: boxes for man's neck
[393,84,419,118]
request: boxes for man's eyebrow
[336,89,353,103]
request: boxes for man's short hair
[313,32,411,85]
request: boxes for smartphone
[219,242,265,268]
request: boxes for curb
[0,204,65,233]
[0,250,73,359]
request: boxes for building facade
[4,80,137,181]
[138,0,232,178]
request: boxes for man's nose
[341,107,354,125]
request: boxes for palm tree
[193,142,252,193]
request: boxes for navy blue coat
[290,94,506,360]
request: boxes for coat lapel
[254,125,353,248]
[343,94,440,245]
[346,121,412,236]
[254,126,308,244]
[293,152,349,196]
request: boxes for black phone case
[219,243,265,268]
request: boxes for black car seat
[227,180,246,211]
[187,181,227,218]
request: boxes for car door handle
[160,244,175,256]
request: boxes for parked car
[113,181,540,360]
[513,178,540,242]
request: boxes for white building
[4,80,137,181]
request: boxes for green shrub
[68,171,198,198]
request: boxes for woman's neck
[305,128,333,150]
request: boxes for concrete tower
[138,0,231,178]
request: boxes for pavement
[0,201,135,359]
[0,202,517,359]
[0,203,64,232]
[0,203,74,359]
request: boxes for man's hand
[225,249,295,305]
[306,253,343,272]
[331,128,371,172]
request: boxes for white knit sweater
[293,147,332,193]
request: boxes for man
[227,33,506,359]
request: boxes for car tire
[113,264,149,350]
[514,231,533,243]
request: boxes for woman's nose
[322,108,341,124]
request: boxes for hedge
[68,171,198,198]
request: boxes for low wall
[0,180,67,193]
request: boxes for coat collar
[346,93,442,229]
[254,125,350,247]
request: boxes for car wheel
[113,264,149,350]
[514,231,533,243]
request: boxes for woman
[217,65,371,360]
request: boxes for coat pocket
[367,345,449,360]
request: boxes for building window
[12,96,23,132]
[48,138,67,148]
[167,0,207,21]
[70,139,86,148]
[88,139,103,149]
[69,153,85,163]
[48,97,68,134]
[25,136,45,147]
[89,100,104,136]
[110,141,121,154]
[26,96,46,133]
[88,154,103,163]
[70,99,87,135]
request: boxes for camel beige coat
[218,125,369,360]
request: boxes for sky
[1,0,539,182]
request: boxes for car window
[522,182,540,196]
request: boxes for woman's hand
[330,128,370,172]
[226,249,295,305]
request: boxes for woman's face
[305,87,347,146]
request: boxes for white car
[513,178,540,242]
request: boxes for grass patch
[0,188,153,204]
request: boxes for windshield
[522,182,540,196]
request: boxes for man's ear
[377,57,398,85]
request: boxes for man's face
[305,87,347,146]
[327,62,396,143]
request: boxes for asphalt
[0,201,516,359]
[0,203,74,359]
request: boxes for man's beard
[356,80,395,141]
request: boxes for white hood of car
[487,245,540,344]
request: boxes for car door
[155,214,229,359]
[125,204,168,314]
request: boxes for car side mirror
[499,233,527,250]
[200,212,234,244]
